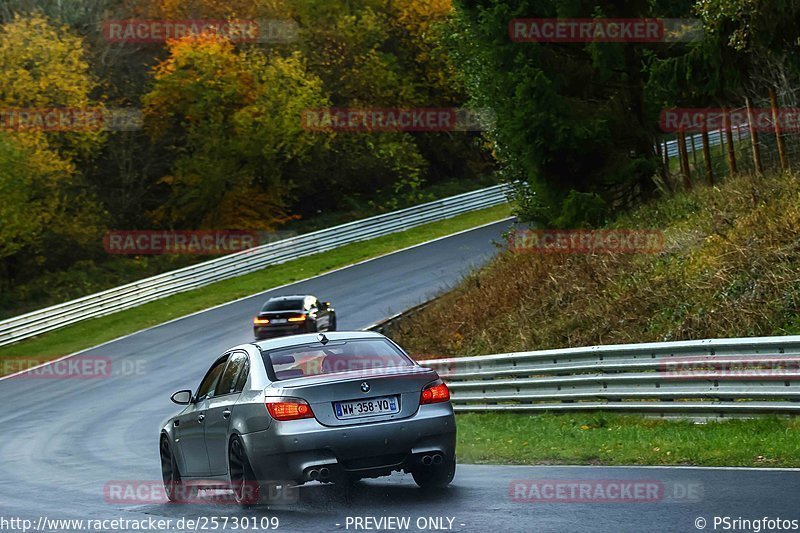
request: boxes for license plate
[334,396,399,419]
[271,318,287,324]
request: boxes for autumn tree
[143,34,329,229]
[285,0,491,214]
[0,14,106,285]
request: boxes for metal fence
[423,335,800,415]
[0,185,511,347]
[660,102,800,182]
[663,127,750,158]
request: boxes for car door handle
[222,409,231,419]
[197,414,205,423]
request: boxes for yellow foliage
[0,14,104,156]
[390,0,452,37]
[122,0,291,19]
[0,14,105,260]
[143,31,329,230]
[0,14,94,108]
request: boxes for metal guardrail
[366,298,436,334]
[0,185,511,347]
[663,127,751,158]
[423,335,800,415]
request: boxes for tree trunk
[701,129,714,186]
[724,108,738,175]
[769,88,789,170]
[678,131,692,189]
[745,96,764,176]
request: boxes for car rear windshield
[262,298,304,312]
[262,339,414,381]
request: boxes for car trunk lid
[265,366,437,427]
[257,311,304,320]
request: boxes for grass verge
[457,412,800,467]
[0,203,511,371]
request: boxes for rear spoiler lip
[265,366,437,388]
[257,310,305,317]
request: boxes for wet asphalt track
[0,218,798,532]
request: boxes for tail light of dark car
[265,397,315,421]
[254,317,270,326]
[420,380,451,405]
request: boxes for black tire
[328,316,337,332]
[160,436,198,502]
[229,436,261,506]
[412,457,456,489]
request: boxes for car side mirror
[171,390,193,405]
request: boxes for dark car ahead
[253,295,336,340]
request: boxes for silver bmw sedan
[159,331,456,505]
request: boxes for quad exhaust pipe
[306,467,332,481]
[421,453,444,466]
[307,455,442,481]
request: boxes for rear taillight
[420,381,450,405]
[254,317,270,326]
[265,398,314,421]
[287,315,306,322]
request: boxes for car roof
[251,330,387,352]
[266,294,311,301]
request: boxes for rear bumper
[239,402,456,483]
[254,324,307,338]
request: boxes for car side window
[195,356,228,402]
[215,352,247,396]
[233,358,250,393]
